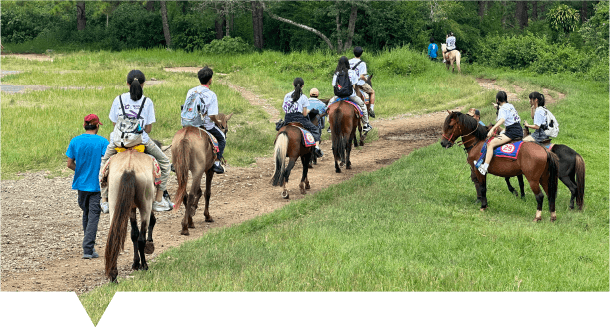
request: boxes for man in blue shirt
[428,37,438,61]
[468,108,486,126]
[308,88,327,132]
[66,114,109,259]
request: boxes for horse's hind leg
[144,212,156,254]
[560,176,577,210]
[529,180,544,222]
[517,175,525,198]
[505,177,518,196]
[300,152,311,194]
[190,187,203,226]
[130,209,141,270]
[540,179,557,222]
[138,216,149,271]
[203,169,214,222]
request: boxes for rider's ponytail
[127,70,146,101]
[292,77,304,103]
[528,91,545,107]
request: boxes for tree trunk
[532,1,538,21]
[336,11,343,53]
[343,5,358,52]
[581,1,588,23]
[501,1,507,29]
[478,1,486,18]
[181,1,188,15]
[146,1,154,12]
[516,1,528,29]
[227,13,234,37]
[160,1,172,48]
[539,2,546,19]
[77,2,86,31]
[215,3,225,40]
[251,1,264,49]
[262,2,335,52]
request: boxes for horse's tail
[105,170,136,278]
[575,153,586,210]
[271,132,288,186]
[332,108,346,163]
[173,137,191,212]
[455,51,461,72]
[546,151,559,206]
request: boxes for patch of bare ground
[1,54,53,61]
[0,78,564,294]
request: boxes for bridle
[442,118,479,150]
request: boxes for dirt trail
[1,77,564,294]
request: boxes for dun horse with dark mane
[441,111,559,221]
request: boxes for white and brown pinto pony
[441,44,461,74]
[104,149,158,283]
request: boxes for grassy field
[1,47,488,178]
[2,49,607,324]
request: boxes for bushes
[108,2,165,50]
[372,45,431,77]
[201,37,253,55]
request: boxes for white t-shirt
[446,36,456,50]
[110,93,155,143]
[332,69,359,97]
[533,106,547,127]
[349,58,367,86]
[282,91,310,114]
[497,103,521,126]
[184,85,219,130]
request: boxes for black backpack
[334,71,353,98]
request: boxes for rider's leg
[349,95,369,127]
[206,126,226,172]
[144,139,171,203]
[99,143,118,203]
[479,135,510,174]
[362,83,375,109]
[522,135,535,142]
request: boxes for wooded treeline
[1,1,607,67]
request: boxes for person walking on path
[428,37,439,61]
[66,114,109,259]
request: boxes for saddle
[115,144,145,153]
[286,122,304,128]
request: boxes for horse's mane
[444,112,487,140]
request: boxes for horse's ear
[226,113,233,121]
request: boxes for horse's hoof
[188,223,196,228]
[359,141,364,147]
[282,191,289,199]
[305,183,311,190]
[346,165,352,170]
[308,164,314,168]
[550,213,557,222]
[141,263,148,271]
[205,217,214,223]
[512,190,519,197]
[132,263,140,271]
[339,162,345,168]
[144,242,155,254]
[181,230,190,236]
[533,217,542,222]
[335,168,341,173]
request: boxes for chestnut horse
[504,127,585,210]
[104,150,158,282]
[327,100,361,173]
[172,114,231,235]
[271,124,312,198]
[441,111,559,222]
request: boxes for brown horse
[327,100,362,173]
[271,124,313,199]
[104,149,158,283]
[441,111,559,222]
[172,114,232,235]
[505,126,586,210]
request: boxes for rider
[349,46,376,119]
[308,87,327,135]
[468,108,486,126]
[328,56,371,132]
[99,70,173,213]
[477,91,523,175]
[443,32,457,63]
[282,77,323,158]
[523,91,552,144]
[183,66,226,174]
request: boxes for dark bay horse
[441,111,559,222]
[505,127,585,210]
[172,114,232,235]
[271,123,313,199]
[104,150,158,282]
[327,100,361,173]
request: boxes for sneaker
[327,128,331,133]
[315,148,323,158]
[363,124,372,132]
[163,194,174,209]
[369,109,375,118]
[82,251,99,259]
[212,163,225,174]
[171,164,176,172]
[478,163,488,175]
[152,198,172,212]
[100,202,109,214]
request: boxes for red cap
[84,114,103,127]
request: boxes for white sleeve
[360,62,367,76]
[301,95,310,109]
[207,93,219,116]
[350,71,358,85]
[144,98,156,125]
[109,96,120,123]
[332,74,337,86]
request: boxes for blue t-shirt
[428,43,438,58]
[308,98,327,115]
[478,120,486,127]
[66,134,109,192]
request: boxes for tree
[532,1,538,21]
[581,1,588,23]
[251,1,264,49]
[160,1,172,48]
[478,1,486,18]
[77,2,86,31]
[547,4,580,35]
[516,1,528,29]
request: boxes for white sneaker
[100,202,109,214]
[478,163,488,175]
[152,198,172,212]
[363,124,372,132]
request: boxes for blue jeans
[77,191,101,255]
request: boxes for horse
[271,123,313,199]
[441,44,461,74]
[441,111,559,222]
[172,113,232,235]
[327,100,362,173]
[104,149,158,283]
[504,127,585,210]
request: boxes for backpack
[181,89,207,127]
[111,96,146,148]
[543,108,559,138]
[334,71,353,98]
[351,60,363,77]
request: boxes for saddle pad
[330,98,364,118]
[200,128,220,153]
[298,127,316,147]
[478,141,523,160]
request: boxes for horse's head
[217,113,233,136]
[441,111,468,149]
[441,43,447,52]
[366,74,373,88]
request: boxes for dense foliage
[1,1,607,80]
